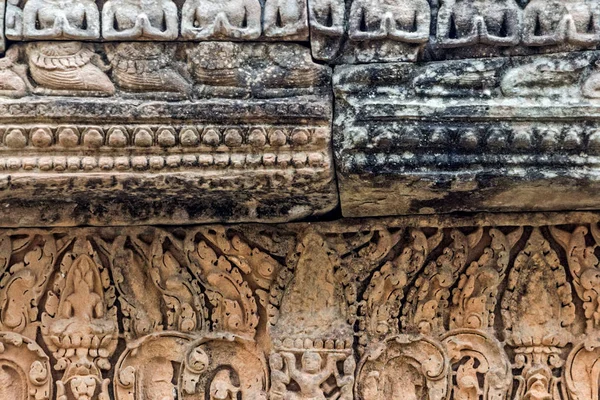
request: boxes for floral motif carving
[502,228,575,400]
[0,332,53,400]
[402,229,483,336]
[0,221,594,399]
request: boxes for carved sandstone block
[0,0,4,53]
[334,50,600,216]
[0,41,336,226]
[309,0,600,62]
[0,213,598,399]
[6,0,308,41]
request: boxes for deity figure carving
[106,43,191,96]
[181,0,262,40]
[5,0,23,40]
[348,0,430,61]
[0,46,28,98]
[523,0,600,46]
[41,239,118,400]
[436,0,521,47]
[102,0,179,40]
[263,0,309,39]
[502,228,575,400]
[271,351,349,400]
[349,0,430,43]
[26,42,115,96]
[22,0,100,39]
[356,336,448,400]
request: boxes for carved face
[70,375,97,400]
[301,352,322,374]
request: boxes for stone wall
[1,0,600,399]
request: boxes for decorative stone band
[0,212,598,400]
[4,0,309,42]
[0,41,336,226]
[310,0,600,62]
[334,50,600,216]
[2,0,600,63]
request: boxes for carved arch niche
[0,332,53,400]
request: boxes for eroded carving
[101,0,179,40]
[181,0,262,40]
[356,335,448,400]
[26,42,115,96]
[348,0,431,62]
[22,0,100,39]
[0,332,53,400]
[41,238,118,400]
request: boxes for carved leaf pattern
[0,224,595,399]
[402,228,483,336]
[186,230,259,338]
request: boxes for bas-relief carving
[5,0,308,41]
[333,50,600,216]
[0,219,597,399]
[0,41,335,226]
[308,0,600,62]
[0,41,328,99]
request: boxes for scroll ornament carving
[0,332,53,400]
[0,224,598,399]
[402,228,483,336]
[552,225,600,400]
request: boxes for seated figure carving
[0,47,28,98]
[102,0,179,40]
[309,0,345,60]
[310,0,344,37]
[106,42,191,95]
[5,0,24,40]
[22,0,100,39]
[348,0,430,43]
[26,42,115,96]
[181,0,262,40]
[523,0,600,46]
[263,0,308,38]
[436,0,521,47]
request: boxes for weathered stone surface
[310,0,600,62]
[6,0,308,42]
[0,41,336,226]
[0,0,5,53]
[0,212,597,399]
[334,50,600,217]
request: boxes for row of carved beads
[0,152,329,172]
[348,123,600,154]
[0,126,326,150]
[5,0,307,41]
